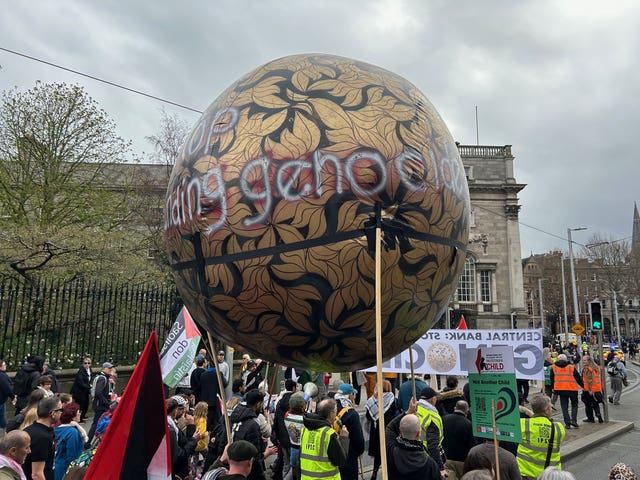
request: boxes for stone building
[450,144,526,329]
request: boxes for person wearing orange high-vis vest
[581,354,604,423]
[550,353,584,429]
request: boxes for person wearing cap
[217,350,230,386]
[244,359,265,391]
[416,386,446,477]
[167,395,201,479]
[300,398,349,480]
[398,374,428,413]
[86,362,114,443]
[203,440,259,480]
[334,383,364,480]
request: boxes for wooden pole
[207,332,231,443]
[375,224,389,480]
[409,346,416,403]
[268,362,280,414]
[491,399,501,480]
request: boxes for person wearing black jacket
[387,413,440,480]
[0,359,16,434]
[272,379,298,480]
[13,355,43,415]
[87,362,113,443]
[167,395,201,479]
[243,360,264,391]
[190,357,207,403]
[201,364,224,431]
[229,389,276,480]
[442,400,475,480]
[334,384,365,480]
[70,357,92,422]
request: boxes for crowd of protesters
[0,340,637,480]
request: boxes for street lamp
[567,227,587,324]
[559,253,569,337]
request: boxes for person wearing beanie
[202,440,260,480]
[416,386,445,477]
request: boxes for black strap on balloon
[171,215,465,271]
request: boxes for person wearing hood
[437,376,465,416]
[387,413,440,480]
[364,380,399,480]
[228,389,277,480]
[550,353,583,429]
[300,398,349,480]
[13,356,43,415]
[334,384,365,480]
[415,387,446,477]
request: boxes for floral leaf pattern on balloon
[165,54,470,371]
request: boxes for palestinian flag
[160,306,202,388]
[85,331,171,479]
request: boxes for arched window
[455,256,476,303]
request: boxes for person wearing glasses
[70,357,92,424]
[23,397,62,480]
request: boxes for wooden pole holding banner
[491,399,501,480]
[375,219,389,480]
[207,332,231,443]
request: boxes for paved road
[563,361,640,478]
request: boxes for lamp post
[567,227,587,324]
[560,253,569,337]
[538,277,545,333]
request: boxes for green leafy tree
[0,82,164,283]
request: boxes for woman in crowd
[581,354,603,423]
[54,403,86,480]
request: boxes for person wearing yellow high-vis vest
[300,398,349,480]
[415,387,445,477]
[517,395,566,480]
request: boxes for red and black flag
[86,331,171,479]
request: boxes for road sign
[571,323,585,335]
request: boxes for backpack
[332,406,352,434]
[91,374,105,398]
[607,362,618,376]
[12,369,32,397]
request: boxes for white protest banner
[160,306,202,388]
[364,328,544,380]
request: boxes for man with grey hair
[550,353,583,429]
[0,430,30,479]
[387,414,440,480]
[517,395,565,479]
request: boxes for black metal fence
[0,279,182,369]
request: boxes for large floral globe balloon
[165,54,470,371]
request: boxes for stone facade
[452,145,526,329]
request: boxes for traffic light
[589,301,602,330]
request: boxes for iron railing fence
[0,279,182,369]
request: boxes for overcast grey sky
[1,0,638,258]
